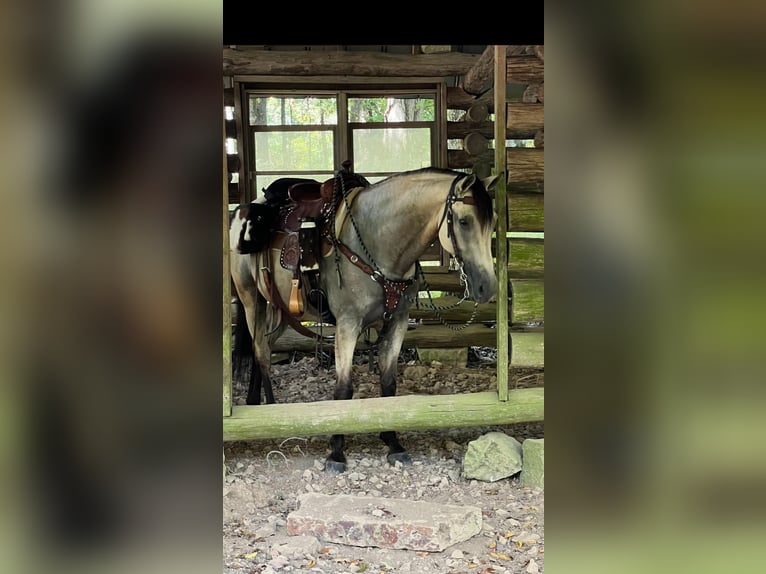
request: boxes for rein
[328,171,416,322]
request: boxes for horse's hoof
[324,459,347,474]
[387,452,412,466]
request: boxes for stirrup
[288,278,304,315]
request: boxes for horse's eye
[458,217,469,227]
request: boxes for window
[242,87,439,198]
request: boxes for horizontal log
[506,104,544,135]
[508,181,544,194]
[507,45,542,57]
[447,149,492,169]
[410,297,497,323]
[224,47,479,76]
[465,103,489,123]
[447,87,495,112]
[463,45,495,96]
[508,238,544,275]
[272,324,543,363]
[509,192,544,232]
[411,280,543,323]
[463,132,488,156]
[507,148,544,183]
[512,280,544,322]
[507,56,544,85]
[223,388,544,441]
[523,83,544,104]
[461,46,544,96]
[447,115,540,140]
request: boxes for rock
[520,438,544,489]
[286,493,482,551]
[527,558,540,573]
[271,535,319,559]
[463,432,522,482]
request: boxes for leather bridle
[336,174,479,320]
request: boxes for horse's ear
[481,174,501,194]
[456,173,477,193]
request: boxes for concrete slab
[286,493,482,552]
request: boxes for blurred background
[1,0,765,573]
[545,0,766,572]
[0,1,222,573]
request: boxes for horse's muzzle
[470,272,498,305]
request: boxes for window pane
[249,96,337,126]
[348,97,434,123]
[352,127,431,172]
[254,131,334,172]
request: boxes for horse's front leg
[325,317,362,474]
[375,314,412,466]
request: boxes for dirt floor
[224,349,544,574]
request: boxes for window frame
[235,79,446,202]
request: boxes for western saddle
[262,162,370,323]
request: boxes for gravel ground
[224,349,544,574]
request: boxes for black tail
[232,294,253,383]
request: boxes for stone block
[286,493,481,552]
[520,438,544,488]
[416,347,468,367]
[463,432,522,482]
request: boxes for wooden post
[494,46,510,402]
[223,115,232,418]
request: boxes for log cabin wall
[448,45,544,330]
[223,45,543,364]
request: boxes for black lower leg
[325,382,353,473]
[246,365,262,405]
[261,368,275,404]
[379,371,411,465]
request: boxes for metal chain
[408,261,480,332]
[337,172,382,276]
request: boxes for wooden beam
[506,104,544,136]
[223,388,544,441]
[409,280,544,324]
[508,193,544,232]
[507,148,544,183]
[465,103,489,123]
[507,45,544,57]
[447,112,541,140]
[271,325,543,364]
[507,56,544,85]
[494,45,510,402]
[463,45,495,96]
[534,130,544,149]
[447,87,495,112]
[463,132,489,156]
[222,117,232,418]
[512,280,544,323]
[447,149,492,169]
[223,47,479,76]
[523,83,544,104]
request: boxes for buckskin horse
[229,166,499,473]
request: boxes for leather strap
[288,278,304,315]
[261,266,333,342]
[337,243,414,318]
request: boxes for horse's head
[438,173,500,304]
